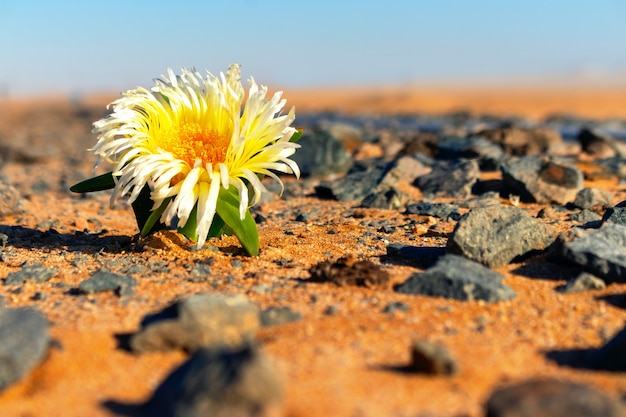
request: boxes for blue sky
[1,0,625,96]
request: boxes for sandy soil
[0,86,625,417]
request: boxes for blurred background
[1,0,625,97]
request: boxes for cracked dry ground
[0,93,625,417]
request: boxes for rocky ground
[0,91,625,417]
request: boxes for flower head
[90,64,300,249]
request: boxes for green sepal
[132,184,167,236]
[178,209,229,242]
[176,188,257,256]
[141,196,172,237]
[70,172,116,193]
[215,187,259,256]
[289,128,303,143]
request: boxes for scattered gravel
[260,306,302,327]
[78,269,136,296]
[4,263,58,286]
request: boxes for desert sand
[0,85,624,417]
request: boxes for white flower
[91,64,300,247]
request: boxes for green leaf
[289,128,303,143]
[141,196,172,237]
[215,187,259,256]
[132,184,167,236]
[70,172,116,193]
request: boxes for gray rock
[360,188,408,210]
[0,181,22,217]
[557,272,606,293]
[559,222,626,283]
[446,205,556,268]
[477,126,562,156]
[144,344,283,417]
[485,379,623,417]
[409,340,458,375]
[436,135,504,170]
[394,255,516,302]
[501,156,583,204]
[578,127,626,159]
[602,206,626,225]
[385,155,431,183]
[291,129,352,177]
[568,209,601,224]
[414,159,480,199]
[260,306,302,327]
[315,160,402,202]
[593,157,626,180]
[131,293,260,353]
[406,202,461,221]
[78,270,136,295]
[573,187,612,209]
[0,308,50,392]
[4,263,58,286]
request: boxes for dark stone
[291,129,352,177]
[308,254,390,288]
[405,202,461,221]
[436,135,504,171]
[409,340,458,375]
[0,308,50,392]
[446,205,556,268]
[0,181,22,217]
[556,272,606,293]
[500,156,583,204]
[315,161,394,202]
[568,209,601,224]
[144,344,283,417]
[260,306,302,327]
[593,157,626,180]
[578,127,626,159]
[385,244,445,269]
[360,188,409,210]
[602,206,626,225]
[414,159,480,199]
[78,270,136,296]
[476,126,562,156]
[394,255,516,302]
[485,379,623,417]
[382,301,410,314]
[131,293,260,353]
[573,187,612,210]
[4,263,58,286]
[559,222,626,283]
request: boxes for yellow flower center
[159,122,230,167]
